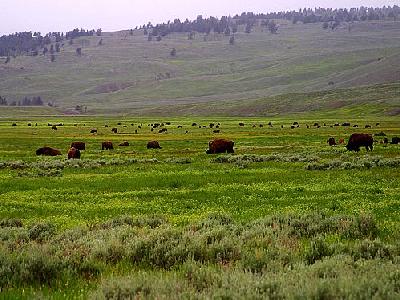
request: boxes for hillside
[0,20,399,116]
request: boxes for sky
[0,0,398,35]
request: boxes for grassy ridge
[1,20,399,115]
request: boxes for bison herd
[25,120,399,159]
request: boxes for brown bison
[111,128,118,134]
[346,134,373,152]
[339,138,345,144]
[102,142,114,150]
[327,137,336,146]
[206,139,234,154]
[36,147,62,156]
[68,147,81,159]
[119,141,130,147]
[147,141,162,149]
[71,142,86,151]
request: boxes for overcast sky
[0,0,398,35]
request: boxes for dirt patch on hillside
[84,82,135,95]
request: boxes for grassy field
[1,20,400,115]
[0,115,399,298]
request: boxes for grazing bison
[213,130,221,134]
[119,141,130,147]
[327,137,337,146]
[159,128,167,133]
[192,123,197,127]
[365,125,372,128]
[206,139,234,154]
[111,128,118,134]
[346,134,373,152]
[147,141,162,149]
[342,122,351,127]
[391,137,400,145]
[102,142,114,150]
[12,123,17,127]
[36,147,62,156]
[28,123,32,127]
[178,125,183,129]
[239,123,245,127]
[71,142,86,151]
[68,147,81,159]
[90,129,98,134]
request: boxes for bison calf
[68,147,81,159]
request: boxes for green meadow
[0,115,399,298]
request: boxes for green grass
[1,20,400,116]
[0,115,399,298]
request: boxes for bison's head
[36,148,43,155]
[206,149,212,154]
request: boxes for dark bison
[102,142,114,150]
[391,137,400,145]
[365,125,372,128]
[119,141,130,147]
[206,139,234,154]
[147,141,162,149]
[90,129,98,134]
[71,142,86,151]
[239,123,245,127]
[159,128,167,133]
[327,137,337,146]
[213,130,221,134]
[346,134,373,152]
[36,147,62,156]
[342,122,351,127]
[68,147,81,159]
[111,128,118,134]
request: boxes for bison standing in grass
[36,147,62,156]
[206,139,234,154]
[147,141,162,149]
[71,142,85,151]
[68,147,81,159]
[102,142,114,150]
[119,141,130,147]
[346,134,373,152]
[327,137,337,146]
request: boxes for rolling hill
[0,20,399,116]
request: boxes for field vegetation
[0,116,399,298]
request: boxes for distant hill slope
[0,20,399,116]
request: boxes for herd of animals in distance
[10,120,399,159]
